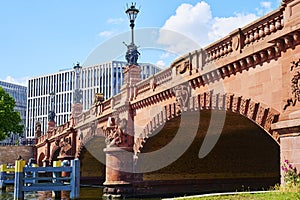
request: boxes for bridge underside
[136,110,280,196]
[78,138,106,185]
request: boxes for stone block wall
[0,146,34,165]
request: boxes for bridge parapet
[130,5,294,106]
[243,8,283,47]
[36,118,75,145]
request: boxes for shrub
[281,159,300,186]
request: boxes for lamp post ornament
[124,2,140,66]
[48,90,56,122]
[73,62,83,104]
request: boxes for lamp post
[124,2,140,65]
[48,90,56,122]
[126,2,139,45]
[73,62,83,104]
[74,63,81,91]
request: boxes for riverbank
[169,191,300,200]
[165,185,300,200]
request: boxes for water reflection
[0,186,104,200]
[0,186,161,200]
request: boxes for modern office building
[26,61,160,138]
[0,80,27,144]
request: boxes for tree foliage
[0,87,24,140]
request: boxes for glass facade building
[0,80,27,144]
[26,61,160,138]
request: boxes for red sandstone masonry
[0,146,33,164]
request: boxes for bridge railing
[136,67,173,97]
[0,164,15,190]
[242,9,283,47]
[203,7,283,65]
[14,159,80,200]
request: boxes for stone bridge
[35,0,300,197]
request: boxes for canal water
[0,186,105,200]
[0,186,161,200]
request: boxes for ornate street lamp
[126,2,139,45]
[124,2,140,66]
[73,62,83,104]
[73,62,82,90]
[48,90,56,122]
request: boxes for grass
[176,184,300,200]
[180,192,300,200]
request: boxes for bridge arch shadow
[134,93,280,193]
[37,152,45,167]
[76,135,106,185]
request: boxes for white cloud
[156,60,166,68]
[158,1,275,51]
[160,1,212,47]
[208,13,258,42]
[256,1,273,15]
[98,31,115,37]
[1,76,28,86]
[261,1,272,9]
[160,52,173,59]
[107,17,125,24]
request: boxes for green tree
[0,87,24,141]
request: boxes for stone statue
[48,110,56,122]
[124,42,140,65]
[35,121,42,138]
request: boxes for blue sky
[0,0,281,85]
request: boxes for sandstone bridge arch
[134,92,280,157]
[132,93,281,194]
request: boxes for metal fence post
[0,164,7,191]
[14,160,26,200]
[70,159,80,199]
[52,160,62,199]
[32,164,38,184]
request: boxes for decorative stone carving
[176,60,190,74]
[150,77,157,91]
[173,84,190,112]
[59,137,72,157]
[35,121,42,138]
[284,59,300,110]
[256,106,266,125]
[89,121,97,136]
[293,32,300,43]
[291,71,300,101]
[240,99,248,115]
[290,59,300,71]
[284,36,293,48]
[253,54,260,65]
[232,35,240,51]
[94,93,104,104]
[104,117,128,147]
